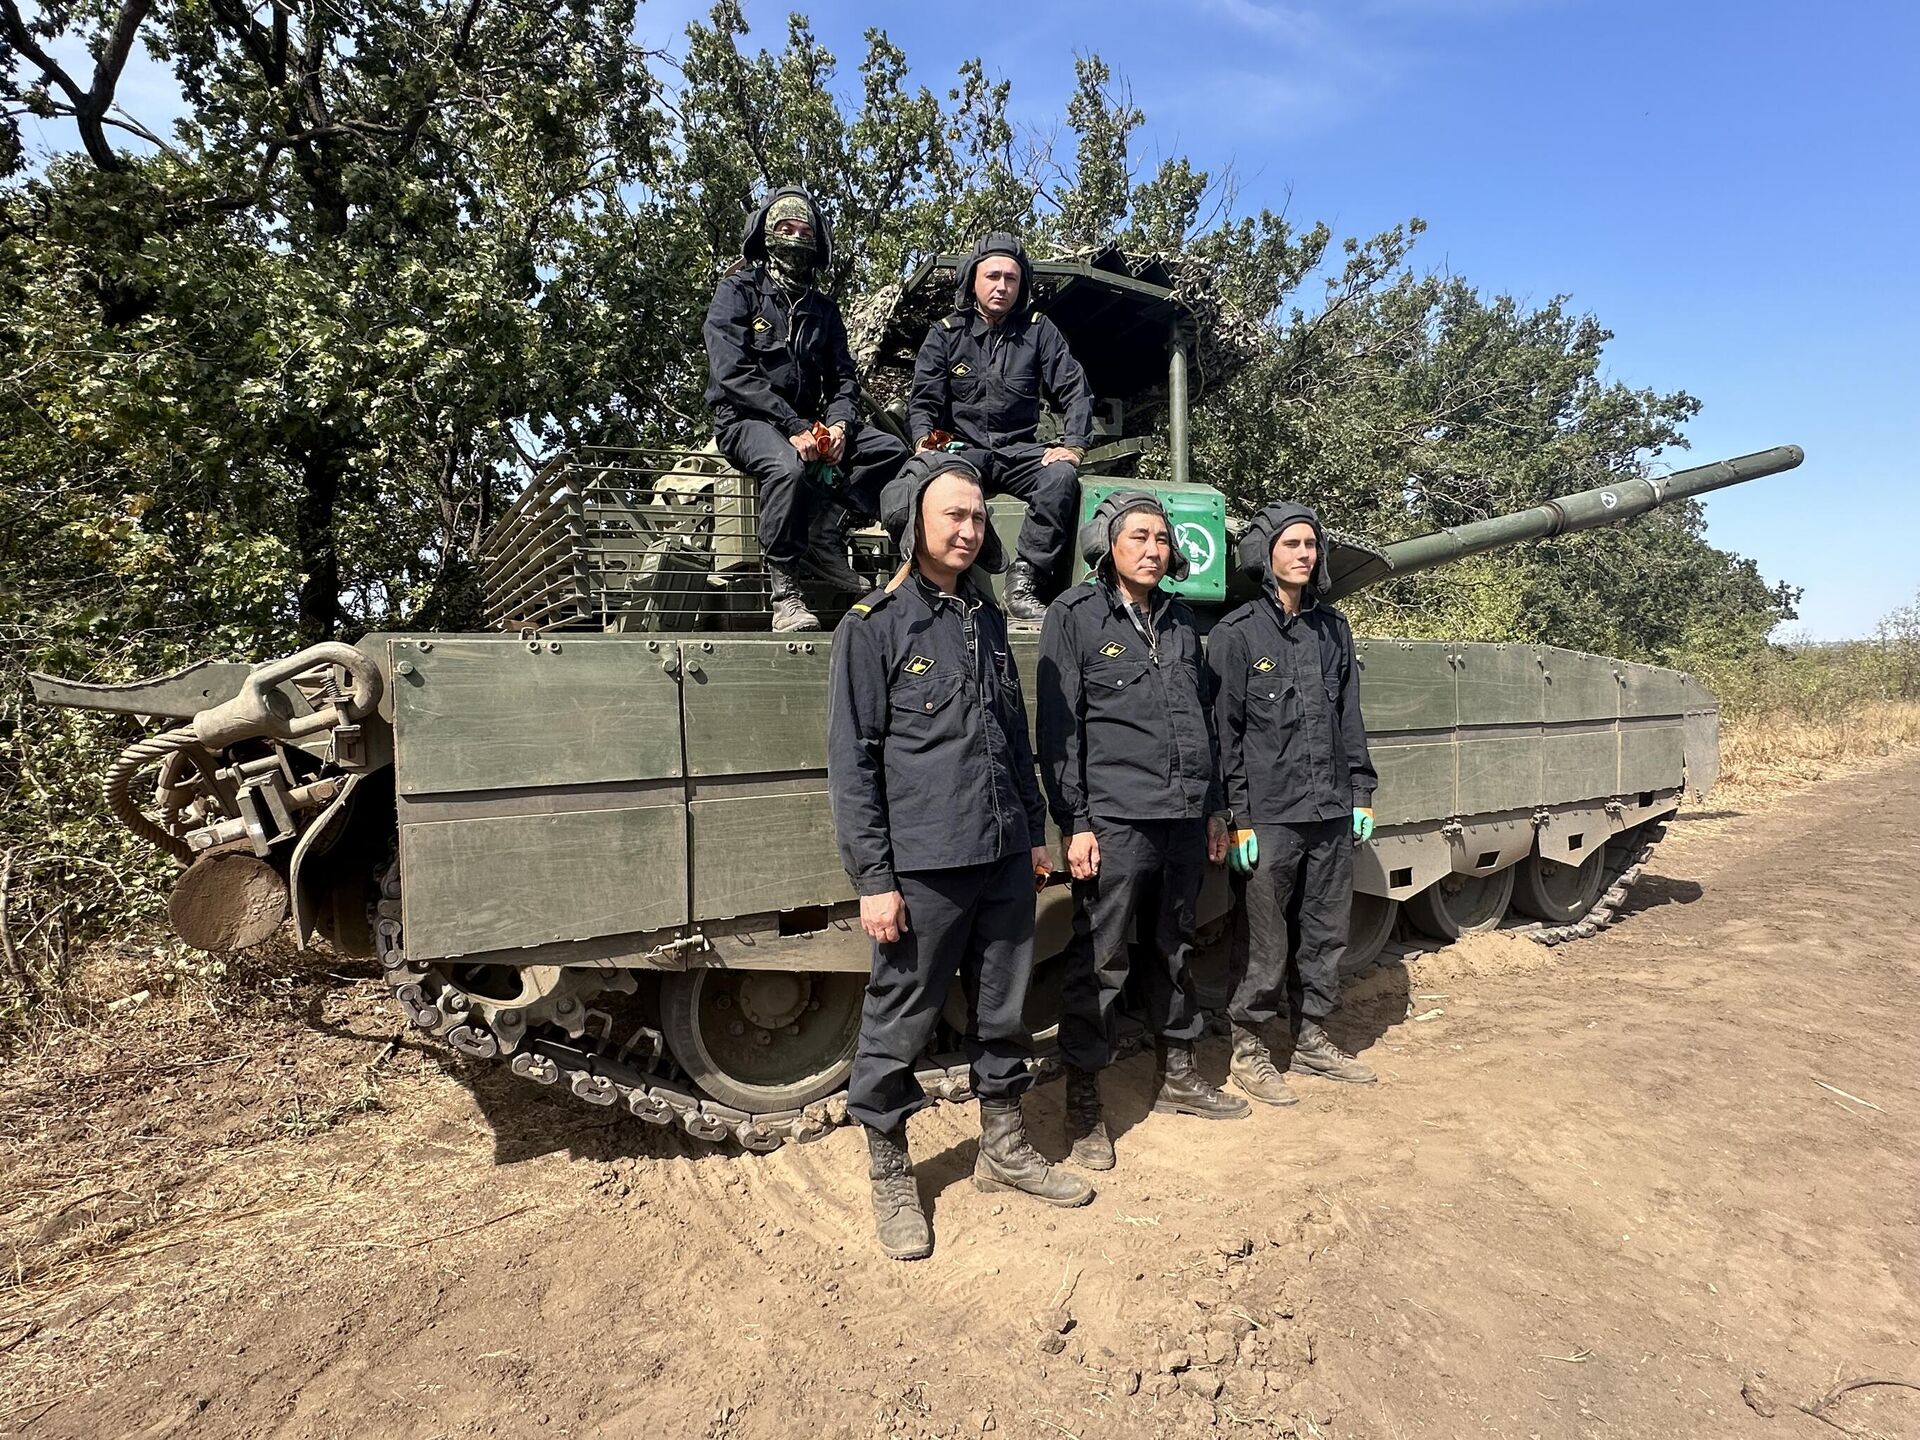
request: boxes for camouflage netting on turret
[846,244,1265,422]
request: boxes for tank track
[1519,816,1670,947]
[371,864,988,1153]
[372,819,1671,1150]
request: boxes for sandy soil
[2,753,1917,1440]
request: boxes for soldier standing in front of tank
[827,452,1094,1262]
[1036,492,1250,1171]
[908,233,1094,622]
[703,187,908,633]
[1207,503,1380,1105]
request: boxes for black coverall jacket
[1207,593,1377,827]
[828,573,1047,895]
[908,308,1094,453]
[703,265,860,437]
[1036,581,1222,833]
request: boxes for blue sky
[25,0,1916,637]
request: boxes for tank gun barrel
[1325,445,1803,600]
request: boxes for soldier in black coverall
[827,451,1094,1263]
[703,187,907,632]
[1207,502,1381,1105]
[908,232,1094,622]
[1037,491,1250,1173]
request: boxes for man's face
[769,216,815,246]
[1111,509,1173,591]
[1270,521,1318,589]
[916,472,988,574]
[973,256,1021,320]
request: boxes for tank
[27,250,1803,1151]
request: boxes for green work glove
[1229,827,1259,874]
[1352,807,1375,843]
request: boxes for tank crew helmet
[765,193,816,243]
[1235,500,1332,596]
[1079,489,1190,583]
[879,451,1008,575]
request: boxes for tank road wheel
[1511,849,1608,924]
[660,969,864,1113]
[1341,892,1400,975]
[1406,865,1516,941]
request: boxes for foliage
[0,1,1816,999]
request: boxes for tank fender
[1445,816,1533,877]
[1353,829,1450,902]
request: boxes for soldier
[1207,502,1379,1105]
[908,232,1094,623]
[1037,492,1250,1171]
[827,451,1094,1263]
[704,186,908,632]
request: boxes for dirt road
[3,754,1917,1439]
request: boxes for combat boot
[767,563,820,633]
[974,1097,1095,1207]
[1289,1019,1377,1084]
[1153,1038,1251,1120]
[866,1124,932,1261]
[1063,1065,1115,1171]
[1229,1022,1297,1107]
[1001,559,1047,622]
[798,501,866,595]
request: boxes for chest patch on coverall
[1099,641,1127,659]
[1253,656,1276,673]
[903,655,936,676]
[951,362,972,377]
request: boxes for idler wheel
[660,969,863,1113]
[1406,865,1516,940]
[168,852,290,951]
[1511,849,1608,924]
[1341,892,1401,975]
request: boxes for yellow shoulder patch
[940,316,956,331]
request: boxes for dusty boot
[1063,1066,1115,1171]
[1001,559,1047,622]
[866,1125,932,1261]
[767,563,820,633]
[1153,1039,1251,1120]
[1289,1019,1377,1084]
[797,501,866,595]
[1229,1022,1297,1107]
[974,1097,1095,1207]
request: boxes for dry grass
[1717,698,1920,806]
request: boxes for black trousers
[717,418,907,566]
[1058,817,1207,1072]
[1227,817,1351,1028]
[956,443,1080,576]
[845,853,1037,1134]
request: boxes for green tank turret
[26,248,1799,1151]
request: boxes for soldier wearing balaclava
[703,187,908,632]
[908,232,1094,623]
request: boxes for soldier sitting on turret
[703,187,909,632]
[908,233,1095,622]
